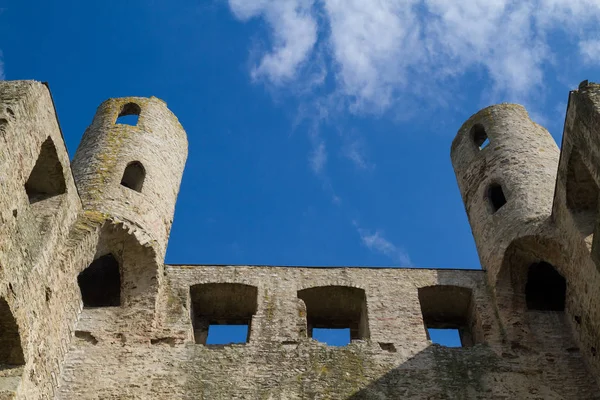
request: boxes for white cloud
[228,0,318,83]
[228,0,600,111]
[580,39,600,64]
[354,222,411,265]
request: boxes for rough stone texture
[0,79,599,399]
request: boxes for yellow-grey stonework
[0,79,599,399]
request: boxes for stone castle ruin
[0,79,599,398]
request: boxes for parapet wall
[56,266,598,399]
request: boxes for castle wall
[549,81,600,382]
[0,80,599,399]
[0,81,83,399]
[56,266,598,399]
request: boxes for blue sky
[1,0,599,271]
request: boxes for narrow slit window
[525,262,566,311]
[78,254,121,308]
[297,286,369,346]
[206,324,249,345]
[471,124,489,150]
[190,283,257,345]
[116,102,141,126]
[25,137,66,204]
[120,161,145,192]
[488,183,507,212]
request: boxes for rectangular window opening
[312,328,351,347]
[190,283,258,345]
[428,328,462,347]
[206,324,249,346]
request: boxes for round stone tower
[450,104,560,283]
[72,97,188,258]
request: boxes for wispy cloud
[309,140,327,174]
[342,137,373,171]
[228,0,600,112]
[354,222,411,265]
[580,39,600,65]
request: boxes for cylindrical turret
[450,104,559,283]
[72,97,188,258]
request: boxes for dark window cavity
[488,183,507,212]
[0,298,25,367]
[25,137,66,204]
[525,262,566,311]
[418,285,480,347]
[116,102,141,126]
[120,161,145,192]
[471,124,489,150]
[190,283,257,345]
[297,286,369,345]
[78,254,121,308]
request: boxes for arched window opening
[487,183,507,213]
[78,254,121,308]
[116,102,141,126]
[190,283,257,345]
[418,285,480,347]
[471,123,489,150]
[25,137,66,204]
[0,298,25,367]
[297,286,369,346]
[566,148,598,243]
[120,161,145,192]
[525,262,566,311]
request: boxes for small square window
[206,324,249,345]
[428,328,462,347]
[116,103,141,126]
[312,328,351,347]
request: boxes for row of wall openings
[188,283,476,348]
[115,103,146,192]
[188,285,368,346]
[470,123,508,214]
[116,102,141,126]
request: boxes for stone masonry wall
[56,266,598,399]
[0,79,599,399]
